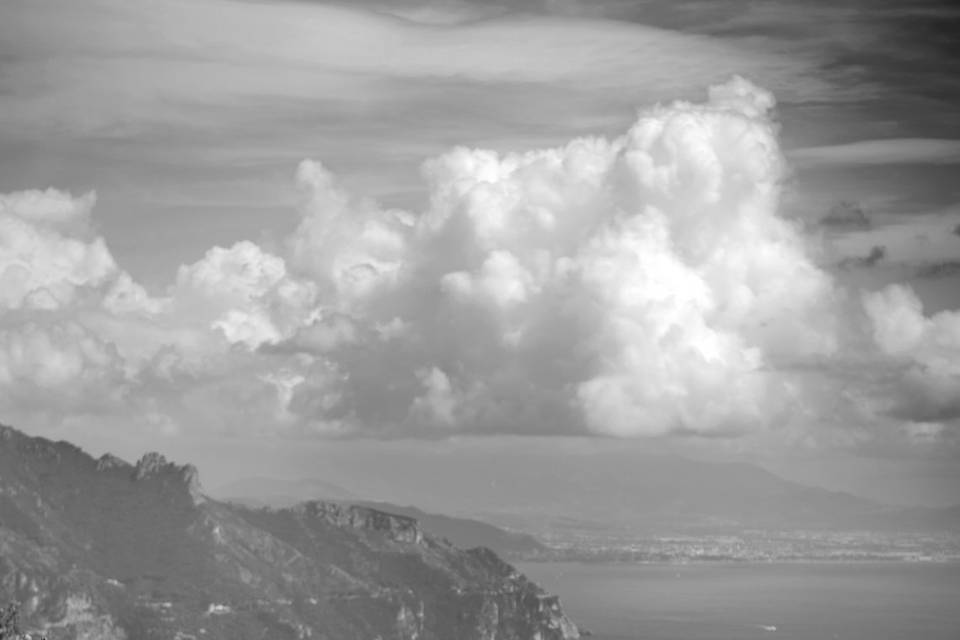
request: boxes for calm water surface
[516,561,960,640]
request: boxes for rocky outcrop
[451,549,580,640]
[133,452,204,504]
[395,600,425,639]
[0,423,581,640]
[95,454,129,472]
[294,501,424,544]
[132,452,169,479]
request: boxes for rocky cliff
[0,424,579,640]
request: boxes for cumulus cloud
[0,190,318,417]
[410,367,459,427]
[2,76,953,448]
[289,161,411,306]
[863,284,960,422]
[0,188,157,419]
[267,76,841,437]
[0,321,130,413]
[0,188,96,227]
[172,240,317,348]
[0,188,117,311]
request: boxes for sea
[515,561,960,640]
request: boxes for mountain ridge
[0,423,580,640]
[213,478,549,559]
[214,448,960,536]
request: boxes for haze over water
[518,561,960,640]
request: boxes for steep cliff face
[293,501,425,545]
[0,424,579,640]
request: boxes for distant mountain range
[218,451,960,538]
[215,476,359,505]
[462,453,960,535]
[215,479,548,558]
[0,424,579,640]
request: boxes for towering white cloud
[1,77,951,447]
[272,76,840,437]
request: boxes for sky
[1,0,959,508]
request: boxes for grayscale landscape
[1,0,959,639]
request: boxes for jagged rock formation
[95,454,127,473]
[0,424,579,640]
[131,452,204,505]
[217,487,549,560]
[290,501,425,545]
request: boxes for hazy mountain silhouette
[213,478,548,558]
[237,450,960,535]
[463,454,960,534]
[215,475,358,505]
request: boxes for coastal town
[534,530,960,564]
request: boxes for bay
[516,561,960,640]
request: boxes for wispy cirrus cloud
[790,139,960,169]
[0,0,833,282]
[0,0,828,135]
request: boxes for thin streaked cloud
[791,139,960,168]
